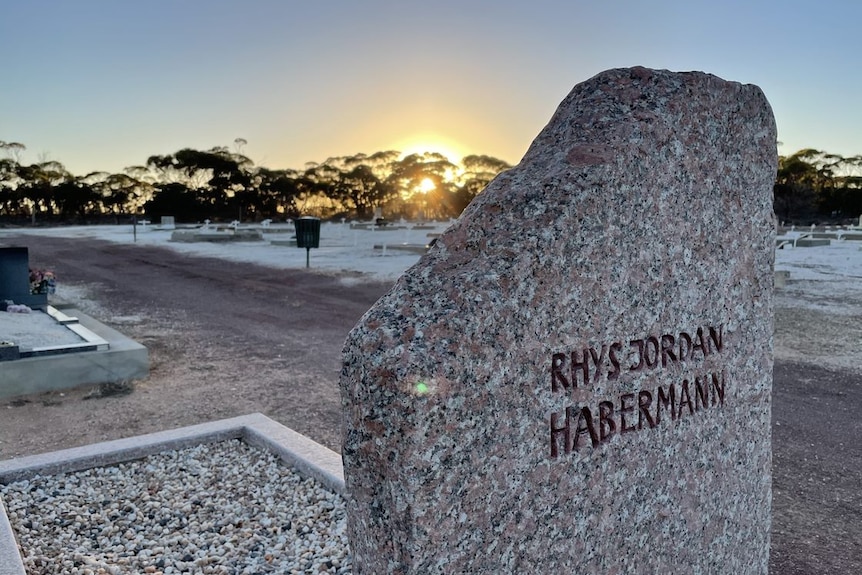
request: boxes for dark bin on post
[294,217,321,248]
[294,216,321,267]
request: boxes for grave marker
[0,247,47,310]
[340,67,777,574]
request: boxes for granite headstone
[341,67,776,574]
[0,247,47,310]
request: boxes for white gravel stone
[0,439,353,574]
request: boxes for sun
[418,178,436,193]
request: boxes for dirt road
[0,234,391,457]
[1,233,859,574]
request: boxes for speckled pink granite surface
[341,67,776,574]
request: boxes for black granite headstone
[0,247,48,309]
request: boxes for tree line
[774,149,862,224]
[2,139,860,225]
[0,139,511,224]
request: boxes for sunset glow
[395,136,466,165]
[2,2,860,177]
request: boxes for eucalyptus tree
[52,178,101,220]
[337,163,395,219]
[143,182,203,221]
[146,150,212,189]
[0,141,26,163]
[145,146,254,220]
[387,152,459,218]
[254,167,301,218]
[293,162,341,218]
[81,171,152,217]
[0,142,26,216]
[16,160,71,220]
[774,149,862,221]
[811,153,862,217]
[0,158,24,216]
[453,154,512,214]
[317,151,399,219]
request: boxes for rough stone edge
[0,413,344,572]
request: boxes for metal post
[306,247,310,268]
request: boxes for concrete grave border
[0,413,344,574]
[0,307,148,400]
[27,305,109,356]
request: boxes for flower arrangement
[29,268,56,295]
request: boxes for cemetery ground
[0,233,859,574]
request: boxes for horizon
[2,1,861,176]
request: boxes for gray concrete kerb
[0,413,344,573]
[0,501,21,575]
[0,306,149,400]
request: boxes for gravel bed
[0,440,352,574]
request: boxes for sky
[2,0,861,176]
